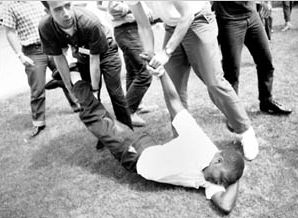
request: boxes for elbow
[217,201,235,214]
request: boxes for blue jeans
[164,12,250,133]
[72,80,155,172]
[217,10,274,103]
[23,45,78,126]
[70,39,132,129]
[114,23,152,113]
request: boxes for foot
[30,125,46,138]
[281,23,293,32]
[131,113,146,127]
[96,140,105,150]
[137,104,158,114]
[45,79,65,90]
[260,99,292,115]
[239,127,259,161]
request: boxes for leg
[100,42,133,129]
[244,11,274,103]
[25,53,47,128]
[164,25,191,110]
[114,26,152,114]
[184,14,250,133]
[217,17,247,94]
[71,75,154,172]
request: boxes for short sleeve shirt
[39,7,108,64]
[1,1,45,46]
[137,110,225,199]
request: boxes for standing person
[39,1,133,130]
[107,1,154,127]
[69,64,245,214]
[213,1,292,115]
[1,1,79,138]
[128,1,259,161]
[282,1,294,32]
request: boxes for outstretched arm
[211,181,239,214]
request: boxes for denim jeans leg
[101,45,132,129]
[164,25,191,110]
[245,12,274,102]
[72,81,134,161]
[114,26,152,113]
[24,51,48,127]
[217,17,247,94]
[183,14,250,133]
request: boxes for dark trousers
[70,40,132,129]
[283,1,293,22]
[22,44,76,126]
[72,80,155,172]
[217,11,274,103]
[114,23,152,113]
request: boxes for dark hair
[220,149,245,186]
[41,1,49,9]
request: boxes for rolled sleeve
[172,110,200,137]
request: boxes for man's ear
[214,155,224,165]
[44,8,50,14]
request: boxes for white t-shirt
[128,1,211,27]
[136,110,225,199]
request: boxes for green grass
[1,8,298,218]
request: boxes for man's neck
[60,25,75,36]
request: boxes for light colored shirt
[108,1,153,28]
[128,1,211,27]
[1,1,45,46]
[137,110,225,199]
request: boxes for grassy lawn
[0,7,298,218]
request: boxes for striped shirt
[1,1,45,46]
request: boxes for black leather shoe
[260,99,292,115]
[30,125,46,138]
[96,140,105,150]
[45,79,65,90]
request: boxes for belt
[22,43,42,50]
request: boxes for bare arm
[211,181,240,214]
[158,69,185,119]
[163,1,195,54]
[89,54,101,91]
[5,26,34,66]
[129,2,154,55]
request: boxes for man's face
[47,1,74,29]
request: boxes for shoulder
[38,14,52,32]
[74,7,101,28]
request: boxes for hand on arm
[211,181,240,214]
[108,1,130,19]
[5,27,34,66]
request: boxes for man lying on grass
[69,63,245,214]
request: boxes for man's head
[203,149,244,187]
[41,1,74,29]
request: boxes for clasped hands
[140,50,169,77]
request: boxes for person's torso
[2,1,45,46]
[145,1,211,26]
[213,1,256,20]
[136,132,219,188]
[42,7,110,64]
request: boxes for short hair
[41,1,49,9]
[220,149,245,186]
